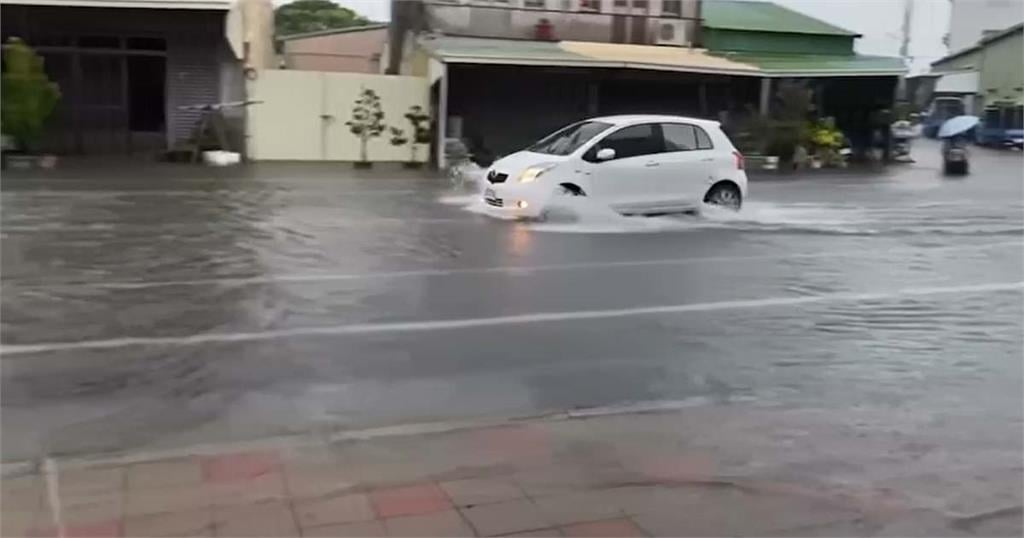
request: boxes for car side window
[662,123,714,152]
[588,124,662,161]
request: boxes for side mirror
[596,147,616,161]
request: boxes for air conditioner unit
[654,20,689,46]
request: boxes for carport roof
[710,51,907,76]
[419,35,760,76]
[419,36,905,78]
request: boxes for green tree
[345,87,385,162]
[275,0,370,36]
[1,38,60,151]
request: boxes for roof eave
[435,54,762,77]
[704,25,860,38]
[278,24,389,42]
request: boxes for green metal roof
[702,0,859,37]
[712,51,906,75]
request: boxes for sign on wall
[247,70,431,162]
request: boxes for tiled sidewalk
[3,407,1021,537]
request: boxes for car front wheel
[704,182,742,210]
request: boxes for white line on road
[2,281,1020,356]
[13,241,1022,291]
[1,189,422,196]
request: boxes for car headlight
[518,164,556,183]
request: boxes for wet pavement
[2,141,1022,463]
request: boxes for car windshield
[527,121,612,155]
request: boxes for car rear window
[662,123,714,151]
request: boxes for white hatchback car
[481,115,747,219]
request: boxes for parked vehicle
[976,104,1024,149]
[480,115,748,219]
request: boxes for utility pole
[899,0,913,67]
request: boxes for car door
[657,122,718,208]
[579,123,666,213]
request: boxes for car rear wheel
[704,182,742,210]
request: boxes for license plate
[484,188,496,199]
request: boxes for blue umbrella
[938,115,980,138]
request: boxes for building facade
[280,24,388,73]
[932,23,1023,110]
[1,0,244,155]
[399,0,904,165]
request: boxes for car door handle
[700,158,715,162]
[644,161,660,167]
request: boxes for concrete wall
[426,0,699,45]
[247,70,429,161]
[283,28,387,73]
[948,0,1024,53]
[979,29,1024,105]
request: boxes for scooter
[942,137,969,175]
[938,115,979,176]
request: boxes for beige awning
[560,41,761,75]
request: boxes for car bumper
[481,182,547,218]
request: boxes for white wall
[247,70,430,161]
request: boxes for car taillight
[733,151,745,170]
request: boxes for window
[695,126,713,149]
[78,36,120,49]
[590,123,662,160]
[126,37,166,51]
[528,121,612,155]
[662,123,714,151]
[524,0,545,7]
[632,0,648,8]
[579,0,600,11]
[662,0,682,15]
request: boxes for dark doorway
[127,55,166,151]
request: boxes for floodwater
[2,143,1022,461]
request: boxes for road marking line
[2,281,1020,356]
[43,457,65,538]
[11,241,1021,291]
[1,189,422,196]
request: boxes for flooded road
[2,145,1022,461]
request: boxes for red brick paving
[562,518,646,537]
[28,519,122,538]
[370,482,452,519]
[202,450,281,483]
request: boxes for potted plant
[345,87,385,168]
[1,38,60,169]
[402,105,431,169]
[388,125,408,159]
[810,118,843,168]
